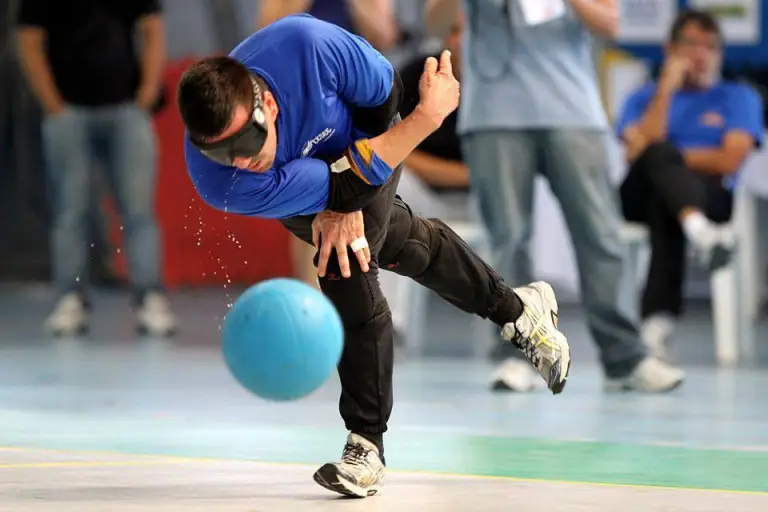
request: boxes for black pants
[280,165,520,457]
[619,142,733,319]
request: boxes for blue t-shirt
[615,82,764,152]
[184,14,394,219]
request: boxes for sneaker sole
[313,464,380,498]
[535,282,571,396]
[604,376,684,393]
[550,353,570,395]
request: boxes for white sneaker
[502,282,571,394]
[44,292,88,336]
[313,434,385,498]
[604,357,685,393]
[490,358,547,392]
[135,292,177,337]
[691,223,734,272]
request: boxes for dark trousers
[280,165,518,455]
[620,142,733,319]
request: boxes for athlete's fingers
[336,241,351,278]
[354,247,370,273]
[439,50,452,76]
[317,236,333,277]
[423,56,438,77]
[312,223,320,248]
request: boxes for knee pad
[386,217,437,277]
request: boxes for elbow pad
[324,139,396,212]
[351,70,403,137]
[326,168,383,213]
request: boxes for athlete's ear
[263,91,279,120]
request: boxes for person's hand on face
[659,53,692,94]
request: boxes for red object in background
[111,58,292,287]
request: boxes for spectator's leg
[629,142,732,271]
[544,129,648,378]
[42,108,93,335]
[702,176,734,225]
[620,157,681,359]
[101,103,176,336]
[639,192,687,359]
[462,130,541,391]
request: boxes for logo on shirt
[301,128,335,157]
[700,112,725,128]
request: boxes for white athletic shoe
[44,292,88,337]
[604,357,685,393]
[501,282,571,394]
[490,358,547,392]
[313,434,385,498]
[135,292,177,337]
[692,224,735,272]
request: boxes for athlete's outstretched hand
[417,49,460,127]
[312,210,371,279]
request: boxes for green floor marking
[7,427,768,494]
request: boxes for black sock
[356,432,385,464]
[488,287,524,327]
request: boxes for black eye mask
[192,76,268,166]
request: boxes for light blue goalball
[221,278,344,401]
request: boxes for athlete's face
[213,91,279,172]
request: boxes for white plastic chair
[399,219,495,357]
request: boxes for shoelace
[518,338,542,367]
[341,443,369,467]
[515,307,549,368]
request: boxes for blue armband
[339,139,393,186]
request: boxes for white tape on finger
[350,237,369,252]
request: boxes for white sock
[641,313,676,359]
[681,211,710,242]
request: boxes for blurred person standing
[616,10,763,359]
[16,0,177,337]
[256,0,400,289]
[426,0,684,392]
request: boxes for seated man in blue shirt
[177,15,570,498]
[615,9,764,359]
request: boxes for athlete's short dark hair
[177,56,268,141]
[669,9,721,44]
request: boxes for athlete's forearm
[366,107,439,170]
[338,106,438,188]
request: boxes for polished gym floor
[2,285,768,511]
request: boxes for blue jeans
[462,129,647,377]
[42,103,162,299]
